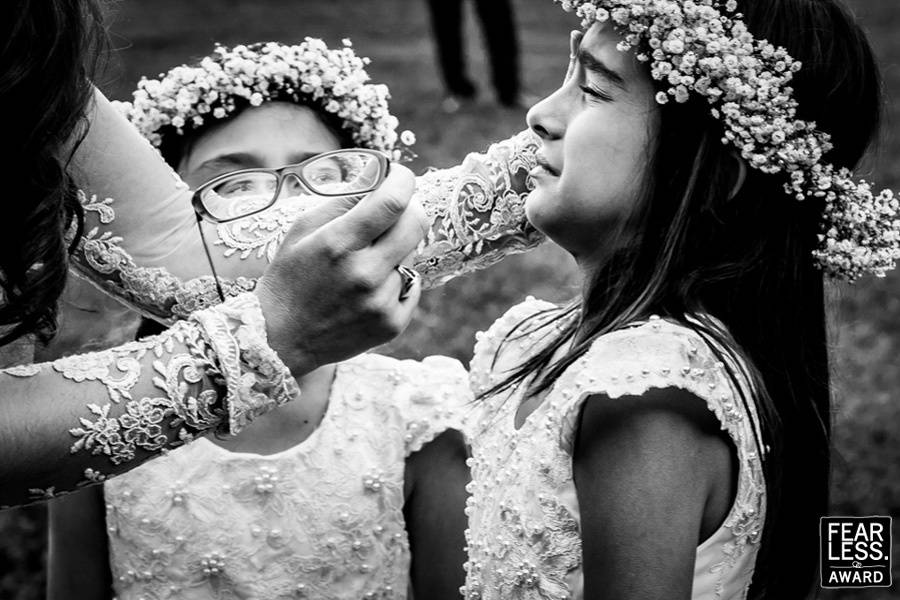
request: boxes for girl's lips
[533,155,560,177]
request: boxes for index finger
[323,164,416,251]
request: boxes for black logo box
[820,516,892,589]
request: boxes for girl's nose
[526,90,566,141]
[279,173,306,199]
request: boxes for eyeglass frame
[189,148,391,302]
[190,148,392,224]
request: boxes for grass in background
[1,0,898,597]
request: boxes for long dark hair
[484,0,881,597]
[0,0,109,346]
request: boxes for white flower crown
[555,0,900,281]
[115,38,415,160]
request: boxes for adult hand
[255,164,426,376]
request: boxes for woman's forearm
[67,90,543,322]
[0,293,297,508]
[413,129,545,288]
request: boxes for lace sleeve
[413,129,545,288]
[66,89,263,324]
[68,93,543,322]
[0,293,297,509]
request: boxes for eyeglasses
[191,148,391,223]
[190,148,391,301]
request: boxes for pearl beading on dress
[462,298,766,600]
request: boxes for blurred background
[1,0,898,597]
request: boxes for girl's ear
[728,152,747,201]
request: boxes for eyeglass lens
[198,151,384,222]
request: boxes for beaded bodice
[104,352,470,600]
[463,298,766,600]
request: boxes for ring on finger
[395,265,419,301]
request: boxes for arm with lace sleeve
[66,89,263,323]
[195,129,545,292]
[412,129,545,288]
[0,293,297,508]
[68,90,543,321]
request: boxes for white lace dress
[463,298,767,600]
[103,353,471,600]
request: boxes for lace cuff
[414,130,545,288]
[190,293,300,434]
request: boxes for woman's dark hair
[485,0,881,597]
[0,0,109,346]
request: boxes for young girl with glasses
[44,0,900,596]
[48,40,472,600]
[460,0,896,597]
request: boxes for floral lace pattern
[0,293,294,506]
[68,130,543,325]
[189,293,300,434]
[464,298,766,600]
[72,190,256,325]
[104,353,470,600]
[414,130,545,288]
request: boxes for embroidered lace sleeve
[66,90,261,324]
[67,91,543,322]
[412,129,545,288]
[0,292,297,508]
[393,355,474,455]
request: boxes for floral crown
[115,38,416,160]
[555,0,900,281]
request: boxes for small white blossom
[400,130,417,146]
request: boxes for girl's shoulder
[555,318,768,593]
[554,315,765,468]
[339,353,473,455]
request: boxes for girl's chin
[524,190,561,235]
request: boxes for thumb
[279,194,363,246]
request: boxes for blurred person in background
[425,0,523,111]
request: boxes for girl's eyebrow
[577,47,628,91]
[195,152,261,172]
[190,152,262,183]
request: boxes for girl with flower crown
[0,0,443,513]
[0,4,540,509]
[460,0,895,597]
[13,1,898,598]
[48,40,477,600]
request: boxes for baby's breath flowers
[555,0,900,281]
[114,39,415,161]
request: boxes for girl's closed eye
[579,84,613,102]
